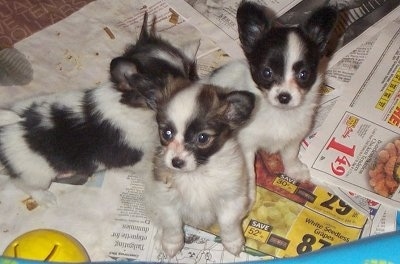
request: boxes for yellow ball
[3,229,90,262]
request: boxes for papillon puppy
[207,1,338,203]
[0,13,199,204]
[145,79,255,258]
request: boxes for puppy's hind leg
[12,168,57,207]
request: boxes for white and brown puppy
[145,79,255,258]
[207,1,338,202]
[0,13,199,204]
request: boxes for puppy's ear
[223,91,255,129]
[303,6,338,54]
[180,40,200,81]
[236,1,273,54]
[110,57,162,110]
[121,75,161,110]
[138,12,150,40]
[110,57,138,91]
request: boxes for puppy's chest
[243,106,312,151]
[173,174,217,199]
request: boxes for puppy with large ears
[0,13,199,205]
[207,1,338,204]
[145,79,255,258]
[110,12,199,110]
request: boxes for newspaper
[302,16,400,208]
[239,152,368,258]
[0,0,398,263]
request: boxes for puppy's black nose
[172,157,185,169]
[278,92,291,104]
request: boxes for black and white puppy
[207,1,338,202]
[0,13,199,204]
[145,79,255,258]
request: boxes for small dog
[145,79,255,258]
[207,1,338,202]
[0,13,199,204]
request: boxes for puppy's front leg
[158,210,185,258]
[281,141,310,182]
[217,198,247,256]
[243,150,256,209]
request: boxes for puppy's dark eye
[262,67,273,80]
[297,70,309,82]
[198,133,209,144]
[161,128,174,141]
[196,132,213,147]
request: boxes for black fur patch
[184,117,230,166]
[20,90,143,176]
[187,86,254,166]
[237,2,338,93]
[110,13,199,110]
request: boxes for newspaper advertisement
[302,16,400,208]
[241,151,368,258]
[328,187,398,236]
[0,0,399,263]
[299,3,400,149]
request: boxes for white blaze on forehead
[150,49,185,73]
[285,32,305,80]
[166,84,200,140]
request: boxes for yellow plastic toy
[2,229,90,262]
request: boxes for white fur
[145,85,249,258]
[145,140,248,258]
[91,83,158,158]
[207,55,321,203]
[269,33,306,109]
[0,82,158,205]
[150,49,186,75]
[163,86,199,171]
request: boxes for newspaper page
[328,187,398,235]
[302,16,400,208]
[0,0,398,263]
[183,0,301,41]
[169,0,302,63]
[299,3,400,149]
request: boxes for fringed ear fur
[109,57,138,91]
[236,1,274,54]
[303,6,338,54]
[236,1,338,56]
[138,11,150,40]
[222,90,255,129]
[120,74,161,110]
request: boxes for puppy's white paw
[285,163,310,182]
[31,190,57,207]
[162,235,184,258]
[222,235,244,256]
